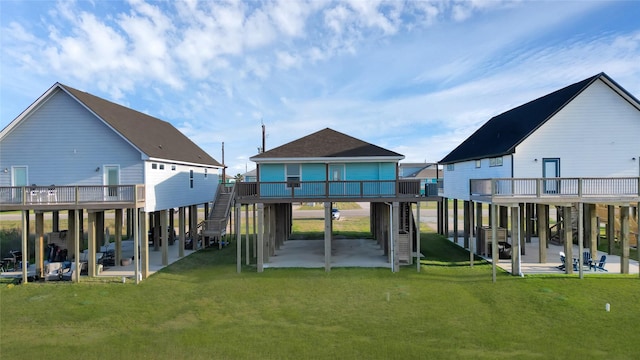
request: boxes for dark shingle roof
[440,73,610,164]
[250,128,404,161]
[60,84,222,167]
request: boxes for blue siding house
[234,128,428,273]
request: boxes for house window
[204,169,208,178]
[190,170,194,188]
[152,163,157,169]
[489,157,503,167]
[446,164,454,171]
[475,160,481,168]
[286,164,301,188]
[171,165,176,171]
[159,164,165,170]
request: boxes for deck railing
[470,177,640,199]
[0,185,145,206]
[236,179,422,200]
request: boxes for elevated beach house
[0,83,223,283]
[234,128,435,272]
[438,72,640,276]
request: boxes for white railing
[470,177,640,198]
[0,185,145,206]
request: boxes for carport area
[264,238,388,269]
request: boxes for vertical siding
[514,79,640,178]
[0,89,143,187]
[443,157,512,200]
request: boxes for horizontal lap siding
[443,157,511,200]
[145,162,218,212]
[0,90,142,187]
[514,79,640,178]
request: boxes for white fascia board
[146,157,223,169]
[251,156,404,164]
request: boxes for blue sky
[1,0,639,175]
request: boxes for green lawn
[2,229,639,359]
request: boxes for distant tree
[234,173,244,182]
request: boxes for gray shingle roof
[439,72,637,164]
[250,128,404,161]
[60,84,222,167]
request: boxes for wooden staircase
[202,183,235,248]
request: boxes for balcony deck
[0,185,145,211]
[235,179,438,203]
[470,177,640,205]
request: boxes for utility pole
[221,142,226,184]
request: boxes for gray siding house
[0,83,223,283]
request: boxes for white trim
[251,156,404,163]
[146,157,223,169]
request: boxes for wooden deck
[470,177,640,205]
[0,185,145,210]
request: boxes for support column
[257,203,264,272]
[519,203,525,256]
[607,205,615,255]
[491,204,498,283]
[35,212,44,279]
[511,206,521,276]
[620,206,630,274]
[160,209,168,266]
[453,199,458,244]
[245,204,250,265]
[416,201,421,272]
[437,200,443,235]
[52,211,59,232]
[588,204,598,258]
[179,207,185,258]
[236,203,242,273]
[563,206,573,274]
[443,198,449,237]
[463,200,470,249]
[537,204,548,263]
[253,204,257,258]
[20,210,28,283]
[88,211,96,277]
[140,209,149,280]
[393,202,400,273]
[72,210,80,282]
[115,209,123,266]
[475,202,483,255]
[578,203,584,279]
[324,202,332,272]
[133,208,140,284]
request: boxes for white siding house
[441,73,640,200]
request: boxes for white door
[11,166,28,201]
[543,158,560,194]
[104,165,120,200]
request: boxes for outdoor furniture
[60,262,76,281]
[43,262,64,281]
[590,255,608,272]
[583,251,592,267]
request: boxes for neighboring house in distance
[398,162,442,195]
[438,72,640,275]
[242,168,257,182]
[235,128,432,272]
[0,82,224,282]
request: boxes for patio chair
[43,262,64,281]
[582,251,592,267]
[590,255,608,272]
[60,262,76,281]
[557,251,566,270]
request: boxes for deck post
[519,203,526,256]
[588,204,598,260]
[620,206,630,274]
[115,209,123,267]
[257,203,264,272]
[133,207,140,284]
[178,207,185,258]
[443,198,449,237]
[537,204,547,263]
[491,204,498,283]
[578,203,584,279]
[563,206,573,274]
[511,206,521,276]
[463,200,470,249]
[393,202,400,273]
[607,205,615,255]
[35,212,44,279]
[88,211,96,277]
[324,202,332,272]
[245,204,250,265]
[140,209,148,280]
[72,210,80,282]
[475,202,483,255]
[160,209,168,266]
[417,201,421,272]
[237,202,242,273]
[453,199,458,244]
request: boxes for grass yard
[2,228,639,359]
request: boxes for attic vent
[198,155,202,159]
[158,145,163,149]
